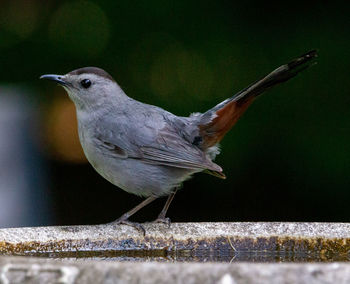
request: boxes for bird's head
[41,67,125,110]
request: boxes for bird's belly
[81,142,197,197]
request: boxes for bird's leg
[152,187,178,227]
[108,196,157,235]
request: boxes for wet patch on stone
[1,235,350,262]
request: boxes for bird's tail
[197,50,317,149]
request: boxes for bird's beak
[40,74,68,86]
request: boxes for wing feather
[94,116,222,172]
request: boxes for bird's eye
[80,79,91,88]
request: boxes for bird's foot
[151,217,171,228]
[108,219,146,236]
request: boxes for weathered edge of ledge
[0,222,350,259]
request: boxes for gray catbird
[41,50,317,233]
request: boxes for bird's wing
[94,116,222,172]
[139,124,222,171]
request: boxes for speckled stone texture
[1,222,350,283]
[1,256,350,284]
[1,222,350,244]
[1,222,350,259]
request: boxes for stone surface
[0,223,350,282]
[0,222,350,262]
[0,256,350,284]
[1,222,350,243]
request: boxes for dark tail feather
[198,50,317,149]
[230,50,317,103]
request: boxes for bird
[41,50,317,234]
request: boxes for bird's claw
[108,219,146,236]
[152,217,171,228]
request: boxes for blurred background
[0,0,349,227]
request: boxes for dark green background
[0,0,349,224]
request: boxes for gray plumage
[40,50,317,229]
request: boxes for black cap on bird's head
[40,67,115,86]
[67,67,115,82]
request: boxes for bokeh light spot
[176,51,214,102]
[49,1,110,58]
[0,0,39,49]
[150,44,214,104]
[44,95,87,163]
[150,46,183,99]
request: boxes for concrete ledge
[1,222,350,283]
[0,222,349,261]
[1,256,350,284]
